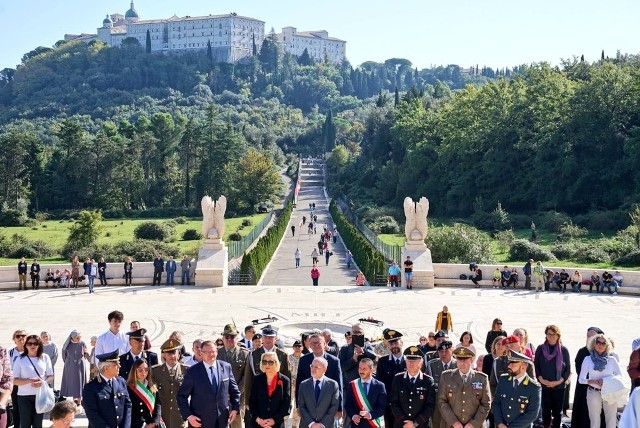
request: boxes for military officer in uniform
[375,329,406,428]
[427,341,457,428]
[151,339,189,428]
[217,324,250,428]
[425,331,449,362]
[390,346,436,428]
[492,351,541,428]
[82,350,132,428]
[437,347,491,428]
[119,328,159,379]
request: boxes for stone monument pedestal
[402,242,434,289]
[195,238,228,287]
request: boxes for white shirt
[182,356,199,367]
[203,361,218,385]
[94,329,130,364]
[13,354,53,396]
[579,355,622,384]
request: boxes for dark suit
[492,373,541,428]
[390,372,436,428]
[151,363,188,428]
[119,351,159,379]
[344,377,387,424]
[248,373,291,428]
[128,384,162,428]
[296,352,343,406]
[338,343,377,387]
[82,375,132,428]
[177,360,240,428]
[298,377,340,428]
[375,355,405,428]
[326,340,339,357]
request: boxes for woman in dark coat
[249,352,291,428]
[484,318,507,353]
[126,358,162,428]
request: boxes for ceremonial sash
[350,379,382,428]
[132,381,155,414]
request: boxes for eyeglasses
[496,322,503,325]
[595,340,607,346]
[546,333,558,337]
[15,334,26,338]
[428,335,435,339]
[26,342,39,346]
[419,338,427,342]
[310,364,324,369]
[261,360,276,366]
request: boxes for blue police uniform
[491,354,541,428]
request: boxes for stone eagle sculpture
[201,195,226,239]
[404,197,429,242]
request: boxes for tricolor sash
[350,379,382,428]
[132,381,156,414]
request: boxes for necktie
[410,377,416,385]
[513,379,518,389]
[396,359,401,367]
[210,366,218,391]
[107,379,112,390]
[315,380,321,402]
[462,374,468,385]
[169,367,175,377]
[363,382,369,394]
[444,363,448,370]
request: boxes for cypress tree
[207,40,213,61]
[394,86,400,106]
[145,29,151,53]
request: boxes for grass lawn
[377,229,631,269]
[0,214,267,266]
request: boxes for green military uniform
[491,351,541,428]
[217,324,251,428]
[427,340,457,428]
[437,348,490,428]
[151,339,189,428]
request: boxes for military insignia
[388,330,396,337]
[472,381,483,390]
[410,346,418,352]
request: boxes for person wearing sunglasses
[9,330,27,428]
[217,325,250,428]
[578,334,623,428]
[127,358,161,428]
[13,335,54,428]
[248,352,291,428]
[0,344,13,428]
[484,318,507,354]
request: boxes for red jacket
[311,268,320,279]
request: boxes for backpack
[459,274,468,280]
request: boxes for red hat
[502,335,520,345]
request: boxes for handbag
[27,356,55,414]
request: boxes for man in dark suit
[151,339,189,428]
[177,340,240,428]
[296,333,343,401]
[239,325,255,350]
[82,350,132,428]
[344,358,387,427]
[338,323,377,388]
[216,324,250,428]
[374,329,405,428]
[298,357,341,428]
[244,327,291,397]
[390,346,436,428]
[119,328,159,379]
[152,254,164,286]
[321,329,340,357]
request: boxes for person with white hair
[321,329,339,356]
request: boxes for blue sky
[1,0,638,71]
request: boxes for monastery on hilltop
[65,2,346,64]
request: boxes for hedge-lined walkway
[260,163,356,287]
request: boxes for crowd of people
[15,254,194,291]
[1,309,639,428]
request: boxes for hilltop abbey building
[88,2,346,64]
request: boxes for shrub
[173,216,188,224]
[368,215,400,234]
[574,210,628,231]
[558,221,587,240]
[134,221,175,241]
[4,237,55,259]
[182,229,203,241]
[575,246,610,264]
[540,211,571,232]
[242,219,252,227]
[0,209,28,226]
[551,243,578,260]
[61,240,180,262]
[426,223,495,264]
[9,245,39,259]
[613,249,640,267]
[493,229,516,253]
[509,239,557,262]
[228,232,242,241]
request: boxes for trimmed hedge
[240,201,293,283]
[330,200,386,282]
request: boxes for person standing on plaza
[217,324,250,428]
[438,347,491,428]
[118,329,158,380]
[345,250,353,269]
[151,339,188,428]
[248,352,291,428]
[324,247,331,266]
[94,310,130,364]
[287,341,303,428]
[390,346,436,428]
[375,330,405,428]
[180,255,191,285]
[435,306,453,333]
[571,327,603,428]
[523,259,533,290]
[533,261,545,292]
[40,332,58,388]
[297,357,340,428]
[294,248,301,268]
[291,224,296,237]
[30,259,40,289]
[177,340,240,428]
[426,340,456,428]
[9,330,27,428]
[17,257,28,290]
[388,262,400,287]
[534,325,571,428]
[403,256,413,289]
[344,358,386,428]
[311,265,320,286]
[152,254,164,286]
[295,333,342,409]
[0,344,12,428]
[491,351,541,428]
[98,257,108,286]
[484,319,507,354]
[123,257,133,286]
[60,330,88,405]
[70,256,80,289]
[311,248,319,265]
[82,350,132,428]
[84,258,97,293]
[13,334,54,428]
[126,358,161,428]
[165,256,177,286]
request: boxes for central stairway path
[259,160,357,286]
